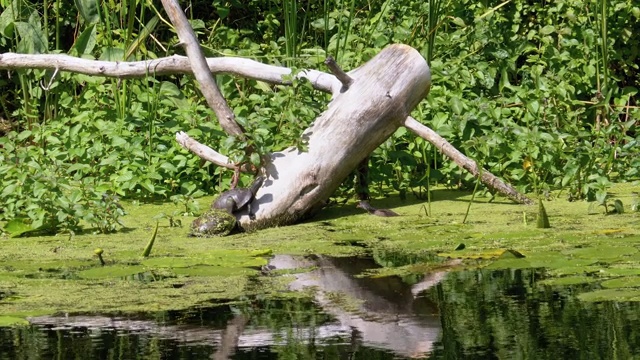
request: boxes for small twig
[40,67,59,90]
[324,56,353,90]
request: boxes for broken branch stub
[324,56,354,90]
[238,44,431,229]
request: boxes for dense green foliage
[0,0,638,234]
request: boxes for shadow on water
[2,255,640,359]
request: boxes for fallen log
[241,44,431,228]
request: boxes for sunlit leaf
[540,25,555,35]
[3,218,33,237]
[74,0,99,24]
[71,24,96,55]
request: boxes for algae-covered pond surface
[1,183,640,358]
[2,265,640,359]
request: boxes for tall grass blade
[283,0,297,66]
[125,15,159,60]
[536,201,551,228]
[462,167,482,224]
[142,221,159,258]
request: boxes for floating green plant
[78,265,147,280]
[0,316,29,327]
[1,184,639,316]
[94,248,106,266]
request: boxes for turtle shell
[213,188,252,212]
[190,209,236,237]
[212,176,264,214]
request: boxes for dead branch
[161,0,244,137]
[0,53,340,94]
[404,117,534,205]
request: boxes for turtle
[190,208,237,237]
[190,176,265,237]
[212,176,265,218]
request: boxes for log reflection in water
[269,254,449,358]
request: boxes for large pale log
[240,44,430,229]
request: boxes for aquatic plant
[94,248,106,266]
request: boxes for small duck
[357,200,399,217]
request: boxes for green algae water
[2,262,640,359]
[2,184,640,358]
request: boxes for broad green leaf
[13,12,47,54]
[451,17,465,27]
[394,127,407,137]
[46,135,61,145]
[188,19,205,30]
[250,152,261,166]
[17,130,32,141]
[216,5,230,20]
[99,47,125,61]
[451,96,463,115]
[499,67,511,92]
[540,25,555,35]
[116,171,134,183]
[111,136,127,147]
[0,0,18,38]
[160,162,178,173]
[74,0,99,24]
[70,24,96,55]
[3,218,33,237]
[140,180,155,193]
[1,183,17,197]
[159,81,182,97]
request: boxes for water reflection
[3,261,640,359]
[270,254,443,357]
[428,269,640,359]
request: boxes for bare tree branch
[175,131,254,172]
[175,131,232,169]
[0,53,341,94]
[324,56,353,90]
[161,0,244,137]
[403,116,534,205]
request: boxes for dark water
[2,255,640,359]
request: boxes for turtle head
[249,176,265,196]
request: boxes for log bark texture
[241,44,431,229]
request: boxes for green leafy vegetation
[1,0,638,235]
